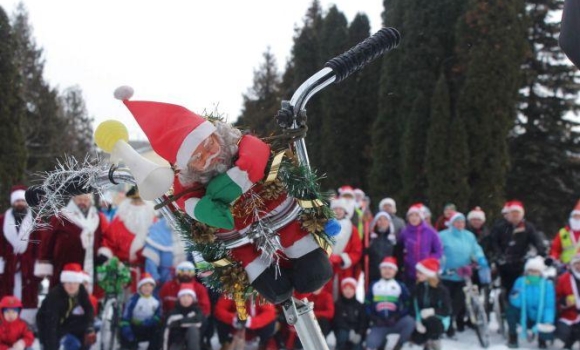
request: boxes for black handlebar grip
[324,27,400,83]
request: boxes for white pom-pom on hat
[114,85,134,100]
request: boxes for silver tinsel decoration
[244,191,284,268]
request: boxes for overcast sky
[0,0,384,139]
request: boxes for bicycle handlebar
[325,27,401,83]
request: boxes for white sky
[0,0,384,140]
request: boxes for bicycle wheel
[101,298,117,350]
[471,298,490,348]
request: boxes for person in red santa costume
[0,185,42,326]
[97,186,156,290]
[112,86,333,304]
[556,254,580,349]
[35,193,108,292]
[325,198,362,298]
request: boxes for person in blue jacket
[440,212,491,336]
[507,256,556,349]
[120,274,163,350]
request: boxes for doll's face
[2,309,18,322]
[187,134,222,173]
[179,294,194,308]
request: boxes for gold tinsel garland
[218,264,251,320]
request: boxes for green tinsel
[97,257,131,297]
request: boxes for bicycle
[97,257,132,350]
[444,266,490,348]
[489,275,507,339]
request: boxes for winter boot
[291,248,333,293]
[538,339,547,349]
[251,265,294,304]
[507,333,518,348]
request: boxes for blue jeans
[334,328,363,350]
[61,334,82,350]
[366,315,415,349]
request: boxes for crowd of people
[2,182,580,350]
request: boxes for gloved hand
[477,257,489,268]
[416,321,426,334]
[11,339,25,350]
[84,331,97,346]
[544,256,555,267]
[420,308,435,319]
[205,172,244,204]
[478,266,492,285]
[537,323,556,333]
[121,325,135,342]
[95,254,109,266]
[244,316,253,329]
[348,330,361,344]
[329,255,343,267]
[182,311,203,326]
[194,196,234,230]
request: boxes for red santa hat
[0,296,22,310]
[81,271,91,284]
[338,186,355,198]
[501,202,510,214]
[416,258,440,278]
[60,263,85,283]
[114,86,216,170]
[340,277,358,290]
[571,200,580,217]
[379,257,398,271]
[177,283,198,300]
[407,203,425,219]
[10,185,26,205]
[137,273,156,289]
[507,200,525,214]
[467,206,486,222]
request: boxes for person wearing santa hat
[411,258,451,350]
[398,204,442,288]
[367,211,397,283]
[98,186,157,291]
[378,198,406,237]
[159,261,210,317]
[466,207,493,261]
[326,198,363,299]
[439,212,490,336]
[114,87,333,305]
[0,296,35,350]
[434,203,457,232]
[555,254,580,349]
[164,283,205,350]
[37,263,96,350]
[35,193,109,293]
[506,256,555,349]
[120,273,162,350]
[0,185,43,327]
[214,295,276,350]
[550,201,580,265]
[333,277,366,350]
[490,200,546,293]
[365,257,414,350]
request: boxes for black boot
[538,339,547,349]
[251,265,293,304]
[507,333,518,348]
[291,248,333,293]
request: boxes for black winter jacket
[333,296,367,335]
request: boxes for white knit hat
[379,198,396,213]
[524,256,546,272]
[467,207,486,222]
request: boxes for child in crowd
[164,283,205,350]
[37,263,96,350]
[366,257,414,350]
[120,273,162,350]
[556,254,580,350]
[0,296,34,350]
[411,258,451,350]
[334,278,366,350]
[507,256,555,349]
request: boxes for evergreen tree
[0,5,26,208]
[58,86,94,160]
[455,0,527,218]
[507,0,580,235]
[236,47,281,137]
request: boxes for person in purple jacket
[397,203,442,289]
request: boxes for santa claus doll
[0,185,42,325]
[35,193,108,291]
[97,186,156,289]
[109,86,334,304]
